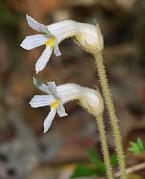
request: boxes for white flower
[20,15,77,73]
[20,15,103,73]
[30,78,104,133]
[30,78,67,133]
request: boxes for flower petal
[20,34,48,50]
[35,46,53,74]
[26,15,50,34]
[43,108,56,133]
[54,42,61,56]
[33,78,52,94]
[57,103,68,117]
[47,82,58,97]
[29,95,55,108]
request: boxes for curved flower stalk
[75,22,127,178]
[73,20,127,178]
[30,78,113,178]
[74,23,103,54]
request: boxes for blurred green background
[0,0,145,178]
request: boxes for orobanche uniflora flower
[30,78,68,133]
[20,15,103,73]
[20,15,77,73]
[30,78,104,133]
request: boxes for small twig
[115,161,145,178]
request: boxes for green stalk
[96,114,113,179]
[94,51,127,179]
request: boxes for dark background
[0,0,145,178]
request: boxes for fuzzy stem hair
[96,114,113,179]
[94,51,127,179]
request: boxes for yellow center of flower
[45,36,56,48]
[50,98,60,109]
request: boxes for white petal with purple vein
[43,108,56,133]
[57,103,68,117]
[35,46,53,74]
[29,95,55,108]
[54,42,61,56]
[20,34,48,50]
[47,82,58,97]
[26,15,50,34]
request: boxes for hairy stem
[96,114,113,179]
[94,52,127,179]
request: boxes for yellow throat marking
[50,98,60,109]
[45,36,56,48]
